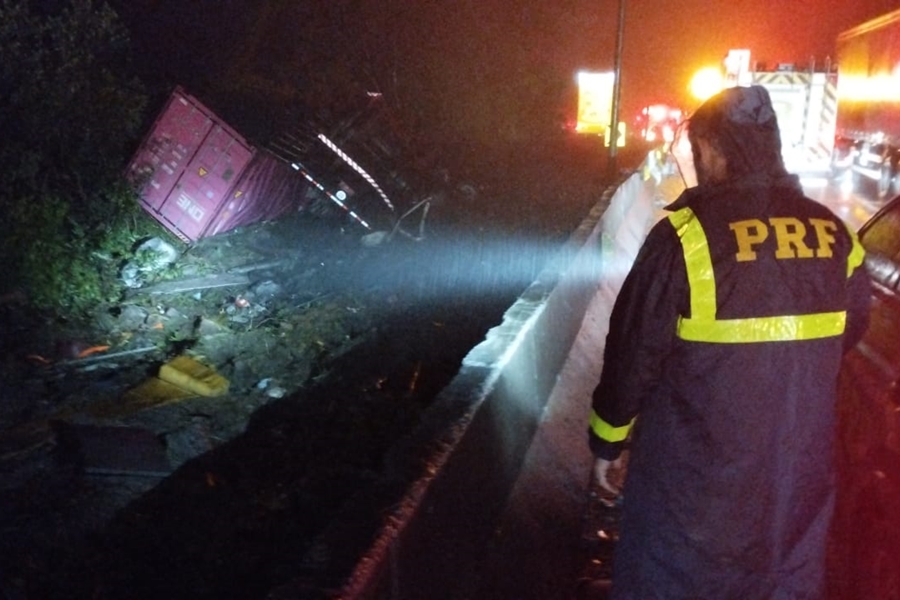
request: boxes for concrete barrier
[328,161,672,600]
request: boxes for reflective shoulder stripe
[667,207,848,344]
[668,208,717,319]
[677,311,847,343]
[589,409,634,443]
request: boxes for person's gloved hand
[594,456,624,496]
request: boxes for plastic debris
[120,237,180,288]
[158,356,229,397]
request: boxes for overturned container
[126,87,310,243]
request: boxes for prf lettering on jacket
[729,217,838,262]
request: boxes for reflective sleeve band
[589,410,634,443]
[847,226,866,277]
[667,207,848,344]
[677,311,847,343]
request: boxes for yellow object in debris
[87,356,229,419]
[158,356,229,397]
[95,378,197,418]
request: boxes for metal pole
[609,0,626,174]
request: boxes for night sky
[117,1,900,144]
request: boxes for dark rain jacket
[588,173,871,599]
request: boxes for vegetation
[0,0,579,321]
[0,0,158,319]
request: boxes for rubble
[0,212,393,594]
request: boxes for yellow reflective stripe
[847,227,865,276]
[677,311,847,343]
[669,208,717,319]
[667,207,849,343]
[589,410,634,443]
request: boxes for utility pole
[609,0,626,175]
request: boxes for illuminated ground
[0,138,645,599]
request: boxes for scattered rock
[163,415,216,468]
[117,304,149,330]
[249,279,284,304]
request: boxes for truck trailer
[127,87,310,243]
[832,8,900,200]
[128,87,455,244]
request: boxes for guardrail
[299,159,668,600]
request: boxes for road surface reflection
[799,174,880,232]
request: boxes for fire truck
[721,49,839,175]
[831,8,900,200]
[751,66,838,175]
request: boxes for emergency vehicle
[753,67,837,175]
[718,49,837,176]
[634,103,683,144]
[831,8,900,200]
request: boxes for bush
[0,0,154,321]
[2,181,170,319]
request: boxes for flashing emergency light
[690,67,725,102]
[576,71,616,134]
[637,104,683,143]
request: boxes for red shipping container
[127,87,307,242]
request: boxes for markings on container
[177,192,206,223]
[198,166,208,177]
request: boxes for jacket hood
[687,85,787,181]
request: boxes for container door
[156,125,255,241]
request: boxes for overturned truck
[127,87,456,243]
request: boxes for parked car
[828,193,900,599]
